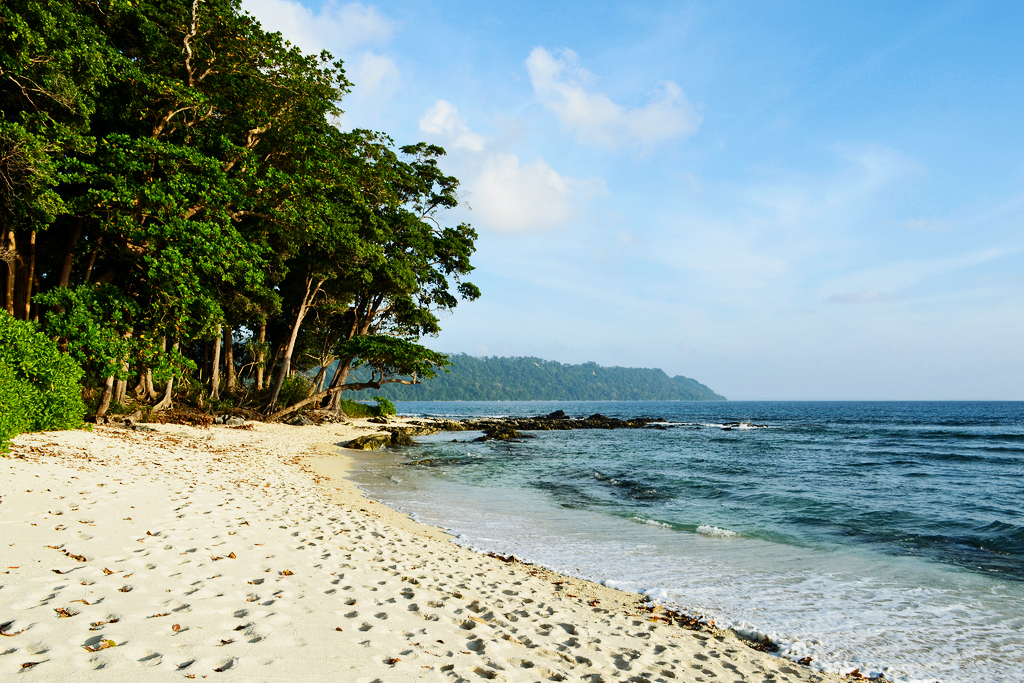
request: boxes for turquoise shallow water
[347,401,1024,682]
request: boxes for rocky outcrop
[343,413,672,451]
[344,433,394,450]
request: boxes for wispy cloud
[471,154,607,233]
[419,100,486,152]
[242,0,395,54]
[821,248,1016,304]
[526,47,701,150]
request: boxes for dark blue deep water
[347,402,1024,682]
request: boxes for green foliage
[339,336,450,385]
[0,311,86,450]
[37,284,137,381]
[373,396,397,417]
[2,0,478,419]
[337,399,375,418]
[350,354,726,402]
[277,374,312,409]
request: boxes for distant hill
[340,354,725,401]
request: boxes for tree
[2,0,478,420]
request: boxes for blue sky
[242,0,1024,399]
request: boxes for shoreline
[1,420,846,681]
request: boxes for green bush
[338,398,375,418]
[373,395,397,417]
[0,311,87,451]
[277,374,312,408]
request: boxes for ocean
[345,401,1024,682]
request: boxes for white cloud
[347,52,400,96]
[242,0,395,55]
[242,0,401,125]
[419,101,486,152]
[526,47,701,150]
[472,154,606,233]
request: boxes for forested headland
[342,354,726,401]
[0,0,479,446]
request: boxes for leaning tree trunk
[209,325,222,400]
[96,375,115,418]
[266,276,323,411]
[327,356,356,411]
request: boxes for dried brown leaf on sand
[83,639,116,652]
[54,608,79,618]
[1,622,25,637]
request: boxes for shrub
[0,311,87,451]
[338,398,375,418]
[277,374,312,408]
[373,395,397,417]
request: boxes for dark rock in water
[586,413,609,421]
[389,430,416,447]
[544,410,569,419]
[475,425,526,442]
[289,415,314,426]
[344,433,392,450]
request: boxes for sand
[0,419,846,682]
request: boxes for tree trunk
[312,359,332,394]
[96,375,115,418]
[224,325,236,392]
[145,367,158,400]
[255,324,266,390]
[4,228,16,315]
[83,241,98,284]
[133,372,148,398]
[21,229,35,321]
[266,275,322,411]
[153,374,174,411]
[114,330,131,405]
[152,340,178,411]
[31,271,41,321]
[327,356,355,410]
[58,219,83,288]
[209,325,222,400]
[267,386,344,422]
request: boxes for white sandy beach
[0,420,846,682]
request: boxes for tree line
[344,354,726,402]
[0,0,478,423]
